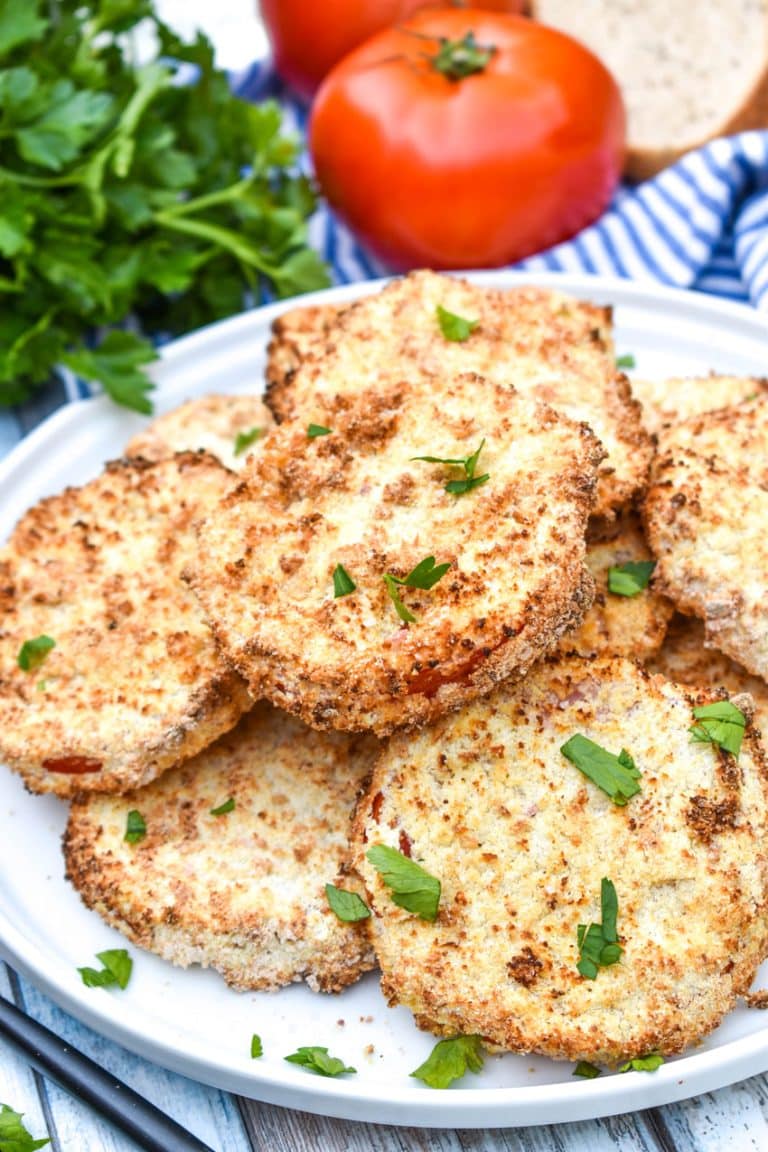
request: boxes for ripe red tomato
[309,9,625,271]
[259,0,525,102]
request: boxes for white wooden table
[2,4,768,1149]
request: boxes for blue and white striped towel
[3,66,768,454]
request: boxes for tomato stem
[430,32,496,81]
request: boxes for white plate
[2,272,768,1129]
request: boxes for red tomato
[259,0,525,102]
[309,9,625,271]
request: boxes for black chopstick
[0,992,217,1152]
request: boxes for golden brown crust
[647,614,768,733]
[556,510,673,659]
[351,655,768,1065]
[631,374,768,439]
[265,271,652,518]
[64,702,377,992]
[644,396,768,680]
[265,303,347,401]
[0,453,252,797]
[189,373,604,735]
[125,393,274,472]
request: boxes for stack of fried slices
[2,271,768,1070]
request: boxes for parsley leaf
[607,560,655,597]
[233,426,264,456]
[332,563,356,598]
[383,556,450,622]
[410,1035,484,1089]
[366,844,441,921]
[573,1061,601,1079]
[307,423,332,438]
[17,635,55,671]
[78,948,133,990]
[615,353,636,369]
[124,809,146,844]
[61,332,158,415]
[325,883,371,922]
[284,1047,356,1078]
[210,797,235,816]
[436,304,479,342]
[0,1103,50,1151]
[690,700,746,758]
[561,733,642,806]
[576,878,622,980]
[619,1053,664,1073]
[250,1034,263,1059]
[412,438,489,495]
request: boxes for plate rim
[2,269,768,1128]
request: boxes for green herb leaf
[607,560,655,597]
[561,734,642,806]
[573,1061,601,1079]
[576,879,623,980]
[690,700,747,758]
[233,426,264,456]
[284,1047,356,1078]
[78,948,133,990]
[307,423,332,438]
[366,844,441,921]
[0,1102,50,1151]
[412,438,489,495]
[332,564,356,599]
[124,809,146,845]
[383,556,450,622]
[615,353,636,369]
[250,1034,263,1059]
[17,635,55,672]
[325,883,371,923]
[61,332,158,415]
[619,1053,664,1073]
[410,1035,484,1089]
[0,0,46,56]
[210,797,235,816]
[436,304,479,342]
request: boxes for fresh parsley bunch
[0,0,329,412]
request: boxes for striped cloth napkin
[241,63,768,311]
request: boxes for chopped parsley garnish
[561,733,641,806]
[436,304,479,342]
[607,560,655,597]
[210,797,235,816]
[412,438,489,495]
[366,844,441,921]
[383,555,451,623]
[250,1034,263,1059]
[690,700,746,758]
[576,878,622,980]
[17,635,55,672]
[124,810,146,845]
[0,1104,50,1151]
[233,426,264,456]
[619,1053,664,1073]
[307,423,332,438]
[410,1035,484,1089]
[284,1047,355,1077]
[325,883,371,922]
[615,353,636,369]
[78,949,133,990]
[573,1061,601,1079]
[332,563,356,599]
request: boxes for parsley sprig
[124,809,146,844]
[233,426,264,456]
[284,1047,355,1078]
[576,879,622,980]
[325,883,370,922]
[435,304,479,342]
[412,439,489,495]
[607,560,655,597]
[383,555,450,623]
[17,635,55,671]
[78,948,133,990]
[0,0,328,413]
[0,1104,50,1151]
[410,1035,484,1089]
[561,733,642,806]
[366,844,441,921]
[690,700,746,757]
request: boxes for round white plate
[2,272,768,1129]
